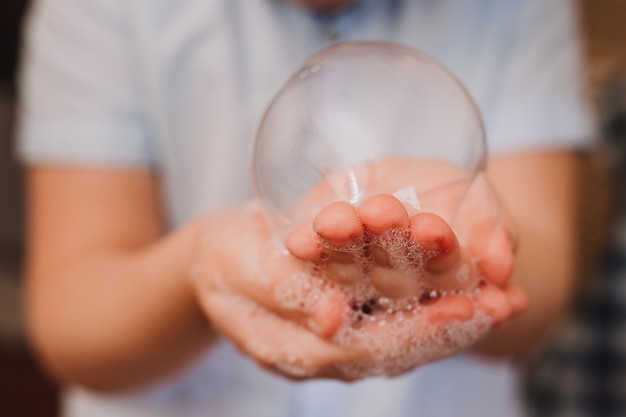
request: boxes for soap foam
[273,228,493,378]
[333,304,491,378]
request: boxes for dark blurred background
[1,0,60,415]
[0,1,625,416]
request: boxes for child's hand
[190,202,366,380]
[190,190,525,380]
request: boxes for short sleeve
[17,0,154,167]
[484,0,595,154]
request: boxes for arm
[25,166,213,392]
[466,0,590,357]
[25,165,380,389]
[25,160,531,392]
[474,150,581,357]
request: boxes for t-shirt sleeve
[483,0,596,154]
[17,0,154,167]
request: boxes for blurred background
[1,0,60,416]
[0,0,625,416]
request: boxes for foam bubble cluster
[273,227,492,379]
[333,293,491,378]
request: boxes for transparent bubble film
[251,42,506,377]
[254,41,488,233]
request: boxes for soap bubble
[253,41,493,239]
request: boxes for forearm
[473,220,576,356]
[27,218,213,392]
[471,151,580,357]
[25,166,216,392]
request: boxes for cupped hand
[190,158,526,380]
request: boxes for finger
[471,224,515,287]
[288,202,367,287]
[357,194,410,235]
[197,289,361,380]
[503,283,528,317]
[226,244,348,338]
[286,223,323,261]
[473,284,513,324]
[410,212,479,291]
[423,294,476,324]
[489,284,528,331]
[287,218,364,287]
[313,201,364,247]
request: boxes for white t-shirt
[18,0,593,416]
